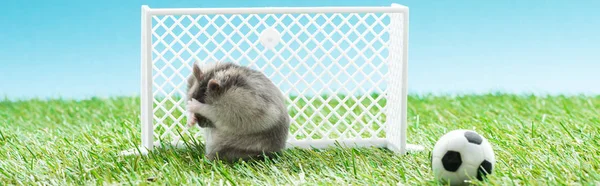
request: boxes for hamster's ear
[208,79,220,91]
[193,62,203,82]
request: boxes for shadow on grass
[127,138,407,165]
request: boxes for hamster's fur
[186,61,290,162]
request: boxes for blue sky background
[1,0,599,100]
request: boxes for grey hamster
[186,61,290,162]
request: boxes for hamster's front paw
[186,111,197,127]
[187,98,204,113]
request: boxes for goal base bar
[286,139,425,154]
[119,139,425,156]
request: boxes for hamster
[185,61,290,162]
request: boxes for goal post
[122,4,424,156]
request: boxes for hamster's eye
[195,87,207,103]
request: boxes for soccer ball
[431,129,495,185]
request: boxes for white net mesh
[148,10,405,146]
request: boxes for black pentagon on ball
[441,151,462,172]
[477,160,493,181]
[464,131,483,145]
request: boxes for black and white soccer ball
[431,129,495,185]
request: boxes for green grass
[0,94,599,185]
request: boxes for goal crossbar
[144,5,408,15]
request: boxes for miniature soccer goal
[121,4,424,156]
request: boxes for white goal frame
[121,4,424,156]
